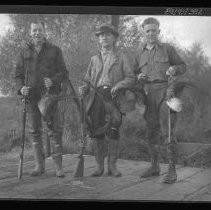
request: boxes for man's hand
[20,86,31,96]
[78,85,88,97]
[44,77,53,89]
[111,85,120,98]
[166,66,177,76]
[137,73,148,81]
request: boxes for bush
[0,130,30,153]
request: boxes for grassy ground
[0,147,34,165]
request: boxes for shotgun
[74,96,86,178]
[167,75,172,145]
[66,78,80,111]
[44,127,51,158]
[66,78,92,134]
[18,63,28,179]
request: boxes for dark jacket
[14,39,68,102]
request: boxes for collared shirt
[34,45,42,55]
[134,42,186,82]
[97,49,114,87]
[144,44,157,75]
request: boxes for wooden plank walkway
[0,154,211,201]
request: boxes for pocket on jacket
[155,54,169,63]
[154,54,170,74]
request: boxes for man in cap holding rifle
[134,17,186,184]
[14,21,68,178]
[79,23,135,177]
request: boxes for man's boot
[140,145,160,178]
[163,142,177,184]
[31,142,45,176]
[52,144,65,178]
[91,139,105,177]
[107,139,121,177]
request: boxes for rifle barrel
[18,50,29,179]
[18,98,27,179]
[73,97,86,178]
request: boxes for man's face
[98,32,116,48]
[30,23,45,45]
[143,24,160,44]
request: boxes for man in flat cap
[134,17,186,184]
[79,23,135,177]
[14,21,68,178]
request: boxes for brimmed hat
[95,24,119,37]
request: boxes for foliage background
[0,14,211,166]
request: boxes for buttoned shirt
[134,42,186,82]
[97,49,114,87]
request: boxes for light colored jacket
[83,49,135,113]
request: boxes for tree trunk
[111,15,120,30]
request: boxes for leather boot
[140,145,160,178]
[52,144,65,178]
[31,142,45,176]
[163,142,177,184]
[107,139,121,177]
[91,139,105,177]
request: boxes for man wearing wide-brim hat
[79,23,135,177]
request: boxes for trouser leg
[88,92,106,177]
[106,99,122,177]
[89,87,122,177]
[47,104,65,178]
[28,111,45,176]
[31,142,45,176]
[91,138,105,177]
[140,86,165,178]
[140,126,161,178]
[107,129,121,177]
[52,142,65,178]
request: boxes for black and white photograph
[0,6,211,201]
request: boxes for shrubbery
[0,15,211,168]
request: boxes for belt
[103,85,110,89]
[97,86,112,102]
[97,85,111,92]
[97,85,111,89]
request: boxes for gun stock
[66,78,92,135]
[17,158,23,179]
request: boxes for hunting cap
[95,24,119,37]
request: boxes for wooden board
[0,154,211,201]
